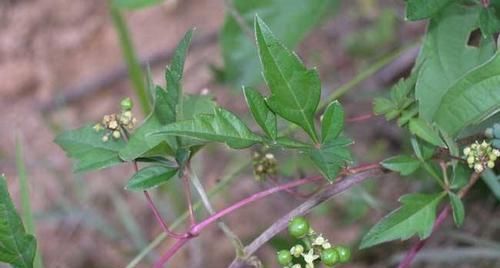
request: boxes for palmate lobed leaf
[221,0,339,86]
[381,155,421,176]
[255,16,320,143]
[0,175,37,268]
[434,52,500,137]
[321,101,344,143]
[126,165,178,191]
[55,125,126,172]
[243,86,277,139]
[360,192,445,249]
[415,4,496,122]
[307,136,353,182]
[150,107,263,149]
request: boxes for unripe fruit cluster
[463,140,500,173]
[276,217,351,268]
[94,97,137,142]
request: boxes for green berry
[120,97,133,111]
[277,250,292,266]
[321,248,339,266]
[288,217,310,238]
[334,246,351,263]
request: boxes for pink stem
[155,163,382,267]
[133,162,186,239]
[346,113,374,123]
[397,205,451,268]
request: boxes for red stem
[346,113,374,123]
[154,163,381,267]
[133,162,186,239]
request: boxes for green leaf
[0,175,37,268]
[307,136,353,181]
[243,87,277,139]
[112,0,163,10]
[448,192,465,227]
[479,7,500,38]
[165,29,194,123]
[381,155,421,176]
[434,52,500,136]
[481,169,500,201]
[360,192,445,249]
[119,86,176,161]
[415,4,496,121]
[255,16,320,142]
[274,137,311,149]
[321,101,344,143]
[221,0,339,86]
[55,125,125,172]
[408,118,445,147]
[126,165,178,191]
[404,0,454,21]
[151,107,263,149]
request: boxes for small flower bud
[93,123,103,132]
[121,97,133,111]
[290,244,304,257]
[467,156,475,165]
[485,128,494,138]
[112,130,121,139]
[463,147,471,155]
[487,161,495,169]
[108,120,119,130]
[474,163,484,173]
[102,135,109,142]
[322,242,332,249]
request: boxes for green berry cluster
[252,148,277,180]
[93,97,137,142]
[485,123,500,149]
[463,140,500,173]
[277,217,351,268]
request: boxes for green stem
[319,47,407,110]
[125,161,248,268]
[15,138,44,268]
[109,4,150,115]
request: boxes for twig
[229,166,384,268]
[133,162,186,239]
[154,164,383,267]
[346,113,375,123]
[40,32,218,113]
[224,0,253,39]
[190,168,246,257]
[397,172,482,268]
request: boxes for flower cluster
[94,97,137,142]
[252,149,277,180]
[277,217,351,268]
[463,140,500,173]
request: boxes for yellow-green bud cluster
[93,97,137,142]
[252,150,277,180]
[463,140,500,173]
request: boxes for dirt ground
[1,0,499,268]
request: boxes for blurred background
[1,0,499,267]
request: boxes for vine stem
[154,163,382,267]
[132,161,186,239]
[397,172,482,268]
